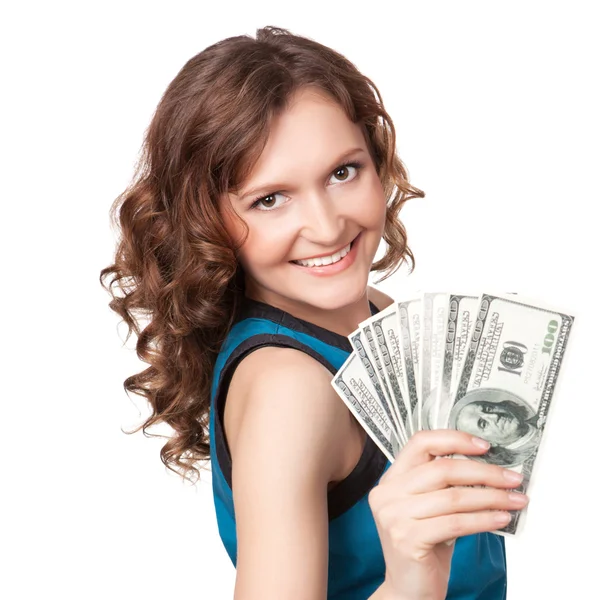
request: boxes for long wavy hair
[99,25,424,483]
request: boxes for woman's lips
[289,231,361,276]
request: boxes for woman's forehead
[226,87,370,199]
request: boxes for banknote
[397,298,421,433]
[365,306,413,437]
[419,293,449,430]
[448,293,574,534]
[449,295,479,398]
[436,294,479,429]
[406,297,422,416]
[331,352,402,462]
[356,323,409,443]
[349,328,404,443]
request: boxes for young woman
[101,25,527,600]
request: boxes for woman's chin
[305,284,368,311]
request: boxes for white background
[2,1,598,598]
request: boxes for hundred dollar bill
[436,294,479,429]
[419,293,449,430]
[349,328,404,443]
[331,353,401,462]
[449,295,479,397]
[448,293,574,535]
[355,324,409,444]
[407,297,422,408]
[397,298,421,433]
[364,305,413,438]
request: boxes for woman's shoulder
[224,345,349,434]
[224,345,354,480]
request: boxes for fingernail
[494,512,511,525]
[472,437,490,450]
[503,470,523,484]
[508,492,529,505]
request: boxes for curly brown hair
[99,25,424,483]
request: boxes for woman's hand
[368,430,528,600]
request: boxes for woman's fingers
[381,430,493,481]
[404,457,523,495]
[418,511,514,547]
[407,486,529,520]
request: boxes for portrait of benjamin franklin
[448,388,541,468]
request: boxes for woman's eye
[250,193,288,211]
[329,162,361,184]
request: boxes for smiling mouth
[290,234,358,268]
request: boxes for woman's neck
[245,284,373,338]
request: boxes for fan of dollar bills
[331,292,574,534]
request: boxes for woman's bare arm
[225,346,358,600]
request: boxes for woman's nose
[298,190,346,246]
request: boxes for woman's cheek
[238,224,288,272]
[362,193,387,235]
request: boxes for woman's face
[456,401,522,445]
[220,87,386,313]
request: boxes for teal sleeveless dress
[209,297,507,599]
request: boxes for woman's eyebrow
[236,146,367,201]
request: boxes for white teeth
[293,242,351,268]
